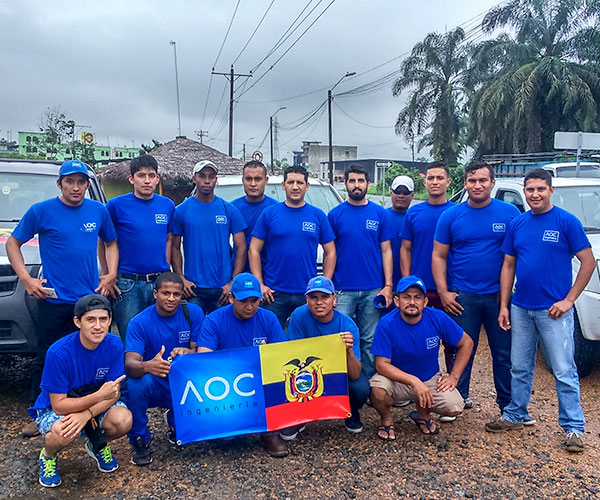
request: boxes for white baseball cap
[391,175,414,192]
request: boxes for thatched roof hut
[97,136,244,204]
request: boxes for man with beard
[327,164,394,378]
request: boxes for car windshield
[553,166,600,178]
[552,185,600,231]
[0,172,61,222]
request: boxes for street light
[170,41,182,137]
[270,106,286,174]
[242,136,255,161]
[328,72,356,184]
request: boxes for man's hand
[56,411,89,440]
[96,273,120,299]
[548,298,574,320]
[219,282,232,305]
[170,347,193,359]
[436,373,458,392]
[439,290,463,316]
[411,378,434,408]
[97,374,126,401]
[23,276,51,299]
[498,306,511,331]
[144,346,171,377]
[182,278,197,298]
[340,332,354,351]
[377,286,393,308]
[260,284,274,304]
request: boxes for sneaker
[131,436,153,466]
[393,400,412,408]
[523,417,537,426]
[485,416,523,433]
[85,440,118,473]
[344,413,363,433]
[163,409,177,445]
[38,449,61,488]
[439,413,460,422]
[565,432,584,453]
[279,424,305,441]
[23,419,41,438]
[463,397,473,409]
[260,432,289,458]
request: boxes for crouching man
[30,294,131,488]
[370,276,473,438]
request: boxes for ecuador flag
[260,334,351,431]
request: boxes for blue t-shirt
[232,195,278,272]
[434,199,520,294]
[502,206,591,310]
[328,201,394,290]
[252,202,335,294]
[386,208,407,290]
[125,303,205,360]
[196,304,285,350]
[371,307,463,381]
[401,201,454,291]
[29,331,125,416]
[106,193,175,274]
[172,196,247,288]
[287,304,361,360]
[12,198,117,304]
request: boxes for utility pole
[169,41,182,137]
[242,136,254,162]
[212,65,252,156]
[269,107,286,173]
[195,130,208,144]
[327,72,356,184]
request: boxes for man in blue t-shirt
[6,160,118,437]
[232,160,278,273]
[328,164,394,378]
[105,154,175,340]
[123,272,204,466]
[285,276,370,437]
[172,160,247,314]
[370,276,473,439]
[485,169,595,453]
[196,272,288,458]
[249,165,336,328]
[432,161,520,413]
[30,295,131,487]
[387,175,414,291]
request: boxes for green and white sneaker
[39,448,61,488]
[85,440,118,472]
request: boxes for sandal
[376,425,396,441]
[409,410,439,435]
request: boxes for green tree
[370,163,427,199]
[469,0,600,155]
[393,28,470,167]
[141,139,163,153]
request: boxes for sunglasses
[392,187,413,195]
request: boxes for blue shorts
[34,401,128,436]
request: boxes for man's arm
[220,231,247,304]
[321,241,336,279]
[166,232,173,267]
[340,332,362,381]
[171,235,196,298]
[249,236,274,303]
[125,348,170,379]
[437,333,473,391]
[96,240,119,298]
[432,241,463,316]
[400,239,412,277]
[498,254,516,330]
[548,247,595,319]
[375,240,393,307]
[196,346,214,353]
[6,235,50,299]
[375,356,434,408]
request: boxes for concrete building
[299,141,357,178]
[321,158,431,184]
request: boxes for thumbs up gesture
[144,345,171,378]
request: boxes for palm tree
[393,28,470,167]
[469,0,600,155]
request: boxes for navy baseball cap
[396,275,427,294]
[59,160,90,178]
[231,273,263,300]
[305,276,335,295]
[74,294,112,318]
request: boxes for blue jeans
[188,287,223,315]
[335,289,380,378]
[349,371,370,415]
[503,306,584,434]
[113,277,156,341]
[262,292,306,329]
[449,289,512,410]
[123,374,174,445]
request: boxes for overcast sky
[1,0,500,163]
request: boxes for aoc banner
[169,334,351,444]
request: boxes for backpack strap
[180,300,192,331]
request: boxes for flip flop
[376,425,396,441]
[409,410,439,435]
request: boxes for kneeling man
[370,276,473,438]
[30,294,131,487]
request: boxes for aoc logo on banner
[284,356,324,403]
[179,373,255,404]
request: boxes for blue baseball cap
[396,275,427,294]
[231,273,262,300]
[305,276,335,295]
[59,160,90,178]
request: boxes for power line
[206,80,229,133]
[232,0,277,65]
[333,101,394,129]
[213,0,242,69]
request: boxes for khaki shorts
[369,372,464,414]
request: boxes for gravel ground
[1,334,600,500]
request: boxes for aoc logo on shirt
[426,337,440,350]
[215,215,228,224]
[253,336,267,346]
[302,222,316,233]
[366,219,379,231]
[81,222,97,233]
[95,367,110,380]
[155,213,168,225]
[543,230,560,243]
[179,330,191,343]
[492,223,506,232]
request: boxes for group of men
[7,153,593,488]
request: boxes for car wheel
[572,311,600,378]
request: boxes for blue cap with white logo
[231,272,263,300]
[396,275,427,294]
[59,160,90,178]
[305,276,335,295]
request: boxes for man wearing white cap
[171,160,247,314]
[387,175,414,291]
